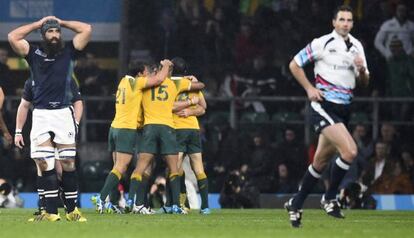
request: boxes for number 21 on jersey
[116,88,126,104]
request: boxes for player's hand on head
[36,17,48,27]
[53,16,62,24]
[40,16,56,23]
[306,87,323,101]
[37,16,58,28]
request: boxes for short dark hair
[171,57,187,76]
[333,5,353,20]
[128,60,151,76]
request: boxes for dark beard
[41,38,64,56]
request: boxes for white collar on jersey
[331,30,358,45]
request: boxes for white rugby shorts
[30,107,77,149]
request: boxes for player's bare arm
[7,16,53,56]
[289,59,323,101]
[145,59,173,88]
[172,96,199,112]
[184,75,205,91]
[57,18,92,50]
[73,100,83,124]
[14,98,31,148]
[0,112,11,146]
[198,93,207,110]
[185,75,198,82]
[189,81,205,91]
[174,93,206,117]
[0,87,5,110]
[0,87,11,145]
[176,105,206,118]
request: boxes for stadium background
[1,0,414,210]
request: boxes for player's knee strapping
[58,147,76,160]
[32,146,55,171]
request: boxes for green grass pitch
[1,209,413,238]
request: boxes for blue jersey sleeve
[22,79,33,102]
[68,41,82,59]
[70,79,82,103]
[24,44,37,65]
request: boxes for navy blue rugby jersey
[24,41,81,109]
[23,77,82,104]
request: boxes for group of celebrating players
[93,56,210,216]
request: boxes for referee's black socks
[292,165,322,209]
[325,157,351,201]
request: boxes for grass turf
[0,209,413,238]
